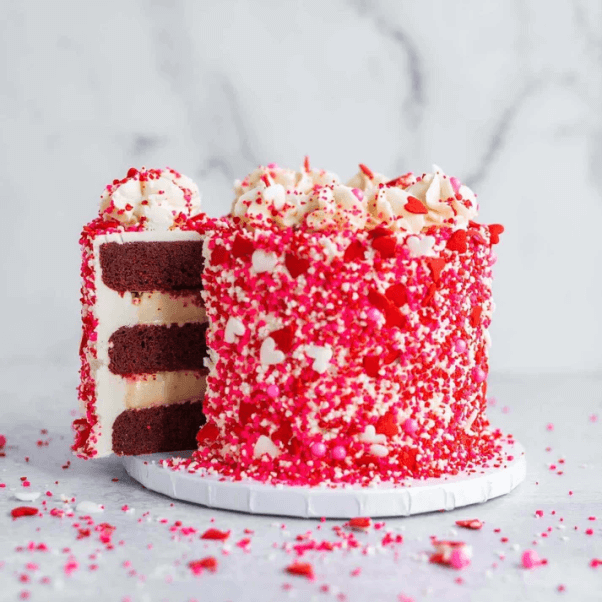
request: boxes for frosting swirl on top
[231,161,478,233]
[100,167,201,229]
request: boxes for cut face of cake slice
[73,168,210,458]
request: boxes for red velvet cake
[73,168,210,458]
[173,161,506,486]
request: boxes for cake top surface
[232,159,478,233]
[99,167,202,230]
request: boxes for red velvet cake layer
[108,323,209,375]
[112,399,206,455]
[100,241,205,292]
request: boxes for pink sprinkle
[266,385,279,398]
[366,308,381,322]
[402,419,418,436]
[535,510,544,518]
[351,188,364,201]
[450,548,471,569]
[521,549,540,569]
[546,423,554,431]
[454,339,467,353]
[332,446,346,461]
[64,558,79,576]
[310,442,327,458]
[473,367,487,383]
[450,177,461,194]
[585,529,594,535]
[557,585,566,592]
[267,163,278,169]
[0,435,6,448]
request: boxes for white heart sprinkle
[224,317,245,344]
[252,250,278,273]
[76,501,104,514]
[359,425,387,445]
[260,337,285,366]
[306,345,333,374]
[253,435,280,459]
[407,235,436,257]
[14,491,41,502]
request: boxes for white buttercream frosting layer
[231,161,478,233]
[100,168,202,230]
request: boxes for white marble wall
[1,0,601,372]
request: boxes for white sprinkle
[75,501,104,514]
[14,491,41,502]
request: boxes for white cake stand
[122,440,525,518]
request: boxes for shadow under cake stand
[122,439,525,518]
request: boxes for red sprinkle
[200,528,230,541]
[286,562,315,580]
[189,556,218,575]
[359,164,374,179]
[455,519,483,530]
[11,507,39,519]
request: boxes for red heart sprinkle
[404,196,428,214]
[189,556,218,574]
[363,356,380,378]
[238,401,255,424]
[368,289,389,313]
[210,245,230,265]
[385,283,408,306]
[376,413,399,437]
[285,254,310,278]
[385,305,406,329]
[270,324,296,353]
[349,517,372,530]
[368,226,394,240]
[446,230,468,253]
[426,258,446,281]
[470,306,482,328]
[286,562,315,579]
[231,235,255,258]
[372,235,397,258]
[11,507,38,519]
[383,348,399,365]
[423,283,437,306]
[456,519,483,530]
[343,240,366,262]
[196,422,219,444]
[488,224,505,245]
[201,528,230,541]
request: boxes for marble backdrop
[1,0,601,373]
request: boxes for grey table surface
[1,361,601,602]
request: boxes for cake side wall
[192,221,501,485]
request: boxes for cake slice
[184,161,505,486]
[73,168,210,458]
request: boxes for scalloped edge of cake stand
[122,439,525,518]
